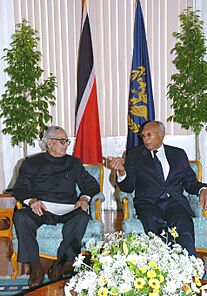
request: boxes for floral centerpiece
[65,231,204,296]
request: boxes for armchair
[11,163,105,279]
[119,160,207,252]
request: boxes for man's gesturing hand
[107,156,126,176]
[200,188,207,211]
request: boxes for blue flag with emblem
[126,0,155,151]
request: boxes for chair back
[188,160,207,251]
[84,163,104,192]
[76,163,104,195]
[189,160,202,181]
[187,160,202,217]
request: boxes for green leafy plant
[167,8,207,159]
[0,19,57,157]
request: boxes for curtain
[1,0,196,208]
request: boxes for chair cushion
[12,219,104,257]
[194,216,207,250]
[85,166,101,185]
[187,193,202,217]
[123,219,144,235]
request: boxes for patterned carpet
[0,278,29,295]
[0,277,49,295]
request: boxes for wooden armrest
[118,191,134,202]
[202,210,207,218]
[118,192,135,220]
[90,192,105,221]
[123,198,129,220]
[16,201,22,209]
[0,193,12,198]
[95,199,101,220]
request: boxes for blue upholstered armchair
[11,163,105,280]
[119,160,207,252]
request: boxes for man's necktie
[153,150,165,182]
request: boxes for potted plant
[167,8,207,160]
[0,19,57,157]
[65,231,204,295]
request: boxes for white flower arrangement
[65,231,205,296]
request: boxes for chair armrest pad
[187,193,202,217]
[118,191,134,202]
[118,191,136,220]
[16,201,22,209]
[90,192,105,221]
[91,192,105,203]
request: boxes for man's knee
[76,210,90,225]
[13,208,37,229]
[64,210,89,227]
[13,209,27,225]
[135,205,165,234]
[167,204,193,231]
[137,212,167,235]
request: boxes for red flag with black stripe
[73,0,102,164]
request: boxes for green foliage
[0,19,57,148]
[167,8,207,135]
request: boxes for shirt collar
[45,151,67,162]
[150,144,164,157]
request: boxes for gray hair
[145,120,165,135]
[43,126,65,148]
[156,121,165,134]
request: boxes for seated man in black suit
[109,120,207,256]
[13,126,100,288]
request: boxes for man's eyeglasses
[49,138,71,145]
[141,132,158,139]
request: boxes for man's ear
[159,132,165,141]
[47,139,52,148]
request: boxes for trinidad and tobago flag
[73,0,102,164]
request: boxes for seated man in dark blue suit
[109,121,207,256]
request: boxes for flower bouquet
[65,231,204,296]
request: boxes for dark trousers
[13,207,89,263]
[134,198,196,256]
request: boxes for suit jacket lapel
[163,145,173,182]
